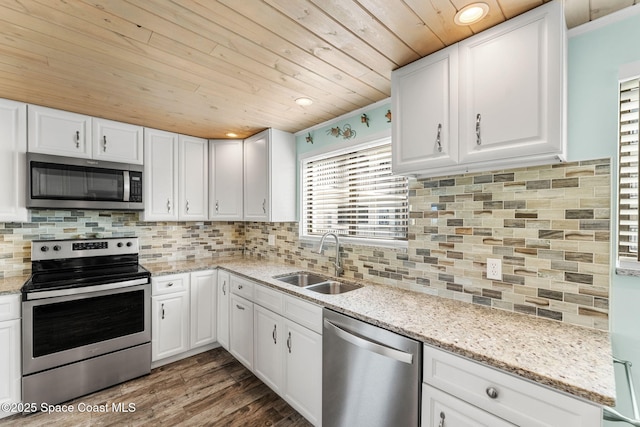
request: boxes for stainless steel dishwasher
[323,308,422,427]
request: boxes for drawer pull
[439,411,445,427]
[167,282,174,287]
[486,386,499,399]
[236,304,245,311]
[238,284,243,290]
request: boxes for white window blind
[301,142,408,241]
[618,77,639,267]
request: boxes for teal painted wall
[568,9,640,420]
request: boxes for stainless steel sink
[304,281,362,295]
[275,272,328,287]
[274,272,362,294]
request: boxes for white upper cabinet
[392,44,459,174]
[28,104,92,158]
[143,129,208,221]
[243,128,296,222]
[209,139,243,220]
[391,1,565,178]
[143,128,179,221]
[92,117,143,164]
[458,1,565,166]
[0,99,28,222]
[179,135,208,220]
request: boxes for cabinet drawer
[230,274,254,300]
[422,384,514,427]
[423,345,602,427]
[152,273,189,296]
[254,284,283,314]
[0,294,20,322]
[283,294,322,334]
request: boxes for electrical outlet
[486,258,502,280]
[268,235,276,246]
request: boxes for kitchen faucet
[315,232,343,277]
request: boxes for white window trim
[298,131,408,250]
[616,66,640,273]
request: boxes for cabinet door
[180,135,208,220]
[217,270,231,350]
[229,294,254,370]
[27,104,91,157]
[243,129,269,221]
[190,270,217,348]
[0,99,27,222]
[152,292,189,361]
[92,118,143,164]
[143,128,179,221]
[392,44,459,174]
[458,1,563,165]
[209,139,243,220]
[283,320,322,426]
[254,305,284,394]
[422,385,515,427]
[0,319,20,420]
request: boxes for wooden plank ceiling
[0,0,635,139]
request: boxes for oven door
[22,283,150,375]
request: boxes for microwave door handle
[123,170,130,202]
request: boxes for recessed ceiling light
[295,97,313,106]
[225,132,238,138]
[454,3,489,25]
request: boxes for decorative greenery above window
[301,139,408,243]
[618,77,639,269]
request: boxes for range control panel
[32,237,139,261]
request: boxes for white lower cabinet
[216,269,231,350]
[422,345,602,427]
[229,293,254,370]
[228,273,322,426]
[151,271,217,363]
[0,294,20,420]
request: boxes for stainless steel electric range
[21,237,151,407]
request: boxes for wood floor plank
[1,347,312,427]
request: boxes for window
[301,139,408,243]
[618,77,639,269]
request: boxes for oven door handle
[26,277,150,300]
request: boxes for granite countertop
[2,256,615,407]
[146,257,615,407]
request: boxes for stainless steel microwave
[27,153,144,211]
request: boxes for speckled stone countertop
[145,257,615,407]
[2,257,615,407]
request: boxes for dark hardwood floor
[1,347,312,426]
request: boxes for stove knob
[126,241,133,247]
[117,242,124,248]
[53,245,61,251]
[40,245,49,252]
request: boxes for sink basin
[275,272,328,287]
[304,281,362,295]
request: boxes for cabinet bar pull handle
[486,386,499,399]
[436,123,442,152]
[186,200,190,213]
[287,332,292,353]
[103,135,107,152]
[272,325,277,344]
[215,200,219,213]
[439,411,445,427]
[476,113,482,145]
[75,130,80,148]
[222,281,226,295]
[262,199,266,214]
[236,304,245,310]
[161,303,165,320]
[167,198,171,213]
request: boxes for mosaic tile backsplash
[244,159,611,331]
[0,158,611,330]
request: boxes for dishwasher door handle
[324,319,414,365]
